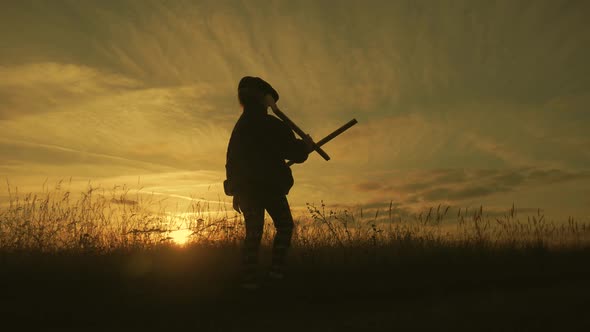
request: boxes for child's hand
[232,196,241,214]
[303,134,315,153]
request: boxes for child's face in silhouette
[239,86,266,109]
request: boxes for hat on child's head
[238,76,279,106]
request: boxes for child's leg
[266,195,294,275]
[239,196,265,283]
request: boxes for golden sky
[1,0,589,220]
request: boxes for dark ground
[1,245,589,331]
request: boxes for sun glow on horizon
[169,229,193,246]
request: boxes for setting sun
[169,229,192,246]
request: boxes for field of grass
[1,183,589,330]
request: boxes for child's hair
[238,76,279,107]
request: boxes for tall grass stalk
[1,183,589,252]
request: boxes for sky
[1,0,589,221]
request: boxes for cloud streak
[355,168,590,206]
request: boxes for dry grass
[2,182,590,330]
[1,181,588,253]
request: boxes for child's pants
[238,194,294,275]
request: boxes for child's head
[238,76,279,108]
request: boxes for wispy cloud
[354,168,590,206]
[0,62,233,171]
[0,62,141,119]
